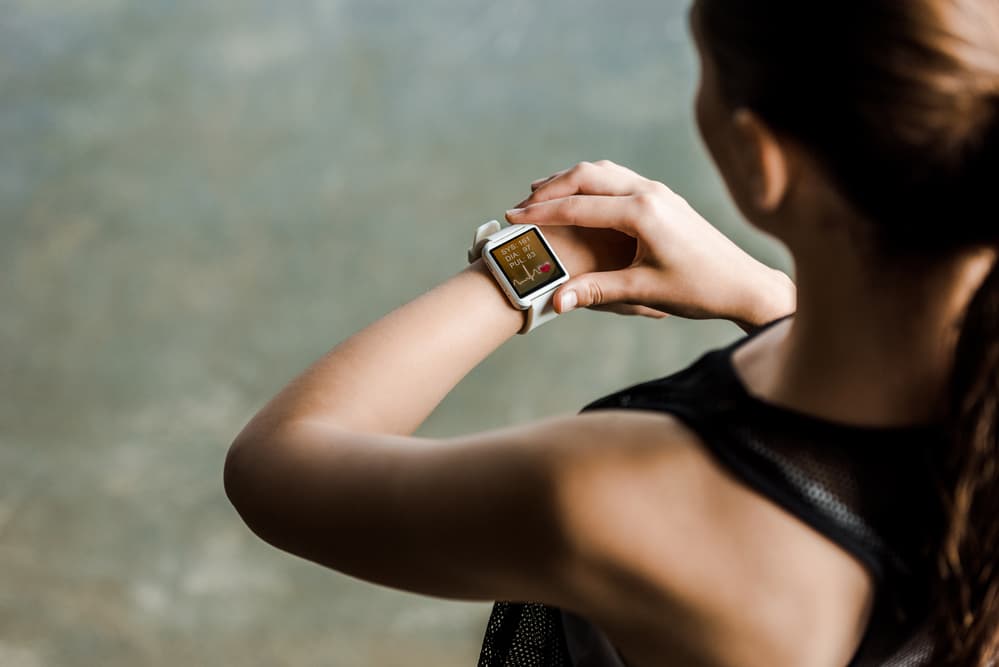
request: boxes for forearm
[230,219,791,444]
[238,260,523,439]
[231,222,631,443]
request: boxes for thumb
[554,269,639,314]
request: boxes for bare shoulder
[550,409,874,667]
[227,405,872,666]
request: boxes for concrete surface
[0,1,790,665]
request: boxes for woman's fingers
[529,159,621,191]
[533,161,634,200]
[530,168,569,191]
[515,169,573,208]
[507,193,657,238]
[523,160,646,205]
[553,266,660,313]
[588,303,671,319]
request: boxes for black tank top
[476,314,948,667]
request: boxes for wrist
[463,259,529,335]
[731,267,796,333]
[469,222,575,334]
[540,225,635,277]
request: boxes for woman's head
[689,2,999,665]
[691,0,999,259]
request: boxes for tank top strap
[577,315,945,666]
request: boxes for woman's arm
[223,228,633,603]
[229,160,793,446]
[226,219,636,441]
[224,162,795,602]
[231,260,522,438]
[224,240,673,609]
[221,167,860,666]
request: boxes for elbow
[223,427,278,542]
[223,422,313,553]
[223,431,256,523]
[224,419,346,565]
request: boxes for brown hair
[696,0,999,664]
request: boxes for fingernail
[560,290,577,312]
[506,208,524,217]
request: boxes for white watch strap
[520,288,559,334]
[467,220,503,264]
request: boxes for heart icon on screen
[540,263,551,273]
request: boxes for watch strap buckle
[467,219,503,263]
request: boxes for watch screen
[489,228,566,298]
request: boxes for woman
[224,0,999,665]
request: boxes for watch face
[488,227,566,298]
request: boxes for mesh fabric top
[477,315,947,667]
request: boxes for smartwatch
[467,220,570,334]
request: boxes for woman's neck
[734,239,996,427]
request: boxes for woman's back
[479,315,946,667]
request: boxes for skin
[224,3,996,665]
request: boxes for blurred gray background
[1,1,790,665]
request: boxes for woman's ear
[730,108,790,213]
